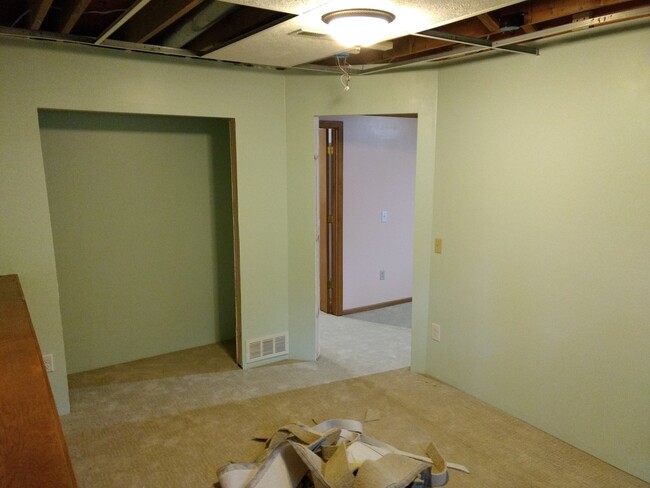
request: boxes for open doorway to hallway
[316,114,417,363]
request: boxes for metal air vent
[247,332,289,363]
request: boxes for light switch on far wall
[434,238,443,254]
[381,210,388,223]
[43,353,54,372]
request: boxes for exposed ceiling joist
[27,0,53,30]
[359,4,650,75]
[525,0,635,24]
[95,0,153,45]
[56,0,92,34]
[113,0,205,44]
[477,13,500,32]
[491,4,650,45]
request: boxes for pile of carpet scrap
[217,418,468,488]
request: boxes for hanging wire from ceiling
[83,9,129,16]
[11,10,29,28]
[335,53,351,91]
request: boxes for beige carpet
[61,316,646,488]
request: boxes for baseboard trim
[343,297,412,316]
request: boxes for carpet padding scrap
[217,419,467,488]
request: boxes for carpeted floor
[61,314,647,488]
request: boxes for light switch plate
[43,353,54,372]
[431,323,441,342]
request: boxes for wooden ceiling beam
[381,17,489,62]
[392,36,449,57]
[56,0,92,34]
[488,0,633,34]
[114,0,205,44]
[477,13,500,32]
[385,0,636,63]
[27,0,54,30]
[524,0,635,24]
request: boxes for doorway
[318,115,417,317]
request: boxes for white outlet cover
[431,323,441,342]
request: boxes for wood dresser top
[0,274,77,488]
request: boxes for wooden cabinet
[0,274,77,487]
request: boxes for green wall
[39,111,234,373]
[0,38,289,413]
[429,24,650,481]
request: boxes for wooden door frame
[318,128,328,314]
[228,119,243,366]
[319,120,344,316]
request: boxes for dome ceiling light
[321,8,396,47]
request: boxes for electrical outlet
[43,353,54,372]
[379,270,385,280]
[431,323,441,342]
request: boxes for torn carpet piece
[216,418,468,488]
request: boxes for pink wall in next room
[320,115,417,311]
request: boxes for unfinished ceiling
[0,0,647,73]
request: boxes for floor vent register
[247,332,288,363]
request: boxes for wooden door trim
[229,119,243,367]
[318,129,328,313]
[319,120,343,316]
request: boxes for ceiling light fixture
[322,8,396,47]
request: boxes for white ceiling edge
[204,0,524,67]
